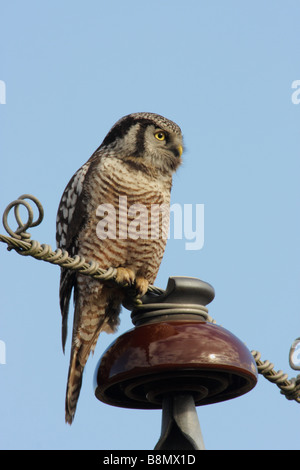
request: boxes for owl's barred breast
[78,155,172,284]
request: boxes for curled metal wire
[251,350,300,403]
[289,337,300,371]
[2,194,44,239]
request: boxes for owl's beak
[172,145,183,159]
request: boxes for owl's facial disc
[153,129,183,159]
[145,125,183,170]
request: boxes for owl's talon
[115,267,136,287]
[134,277,149,298]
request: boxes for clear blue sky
[1,0,300,450]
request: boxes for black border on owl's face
[100,113,181,150]
[100,116,137,148]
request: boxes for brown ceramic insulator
[94,277,257,409]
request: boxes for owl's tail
[64,291,122,424]
[65,330,101,425]
[65,353,83,425]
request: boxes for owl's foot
[115,267,135,287]
[121,275,149,310]
[134,276,149,298]
[115,268,149,298]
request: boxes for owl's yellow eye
[154,131,166,141]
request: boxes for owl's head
[99,112,183,175]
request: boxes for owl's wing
[56,162,91,351]
[59,269,76,351]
